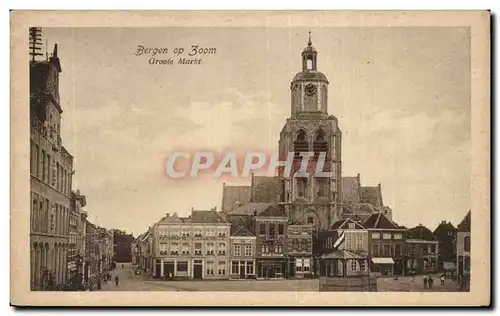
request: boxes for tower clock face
[305,84,317,96]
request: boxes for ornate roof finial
[308,30,312,47]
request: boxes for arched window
[293,130,309,160]
[307,58,313,70]
[313,129,328,160]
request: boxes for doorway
[193,261,203,280]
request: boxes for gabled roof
[407,225,437,241]
[457,210,471,232]
[231,225,255,237]
[158,215,185,224]
[192,210,228,224]
[256,205,287,218]
[231,202,272,215]
[331,218,365,230]
[363,212,399,229]
[433,221,457,235]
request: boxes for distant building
[363,212,406,276]
[69,190,86,286]
[456,210,471,284]
[405,224,439,274]
[255,205,288,279]
[433,220,457,271]
[229,225,256,280]
[152,210,230,280]
[287,224,314,278]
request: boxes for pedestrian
[122,264,124,269]
[411,269,416,282]
[115,276,119,287]
[423,276,428,289]
[428,276,434,289]
[440,273,445,286]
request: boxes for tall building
[456,210,471,288]
[278,33,342,230]
[30,27,73,290]
[69,190,87,286]
[433,220,457,271]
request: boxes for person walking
[428,276,434,289]
[115,276,119,287]
[440,273,445,286]
[423,275,428,289]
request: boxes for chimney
[166,213,170,218]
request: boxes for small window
[278,224,285,235]
[307,217,314,224]
[348,223,355,229]
[259,224,266,235]
[350,260,357,272]
[177,261,188,272]
[372,233,380,239]
[394,233,402,240]
[382,233,391,240]
[269,224,275,236]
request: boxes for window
[464,236,470,252]
[246,261,254,274]
[41,150,46,181]
[303,258,311,272]
[297,178,307,198]
[234,245,241,256]
[307,217,314,224]
[259,224,266,235]
[382,233,391,240]
[278,224,285,236]
[218,242,226,255]
[464,256,470,271]
[430,244,436,254]
[181,242,190,255]
[47,155,51,185]
[217,229,226,237]
[395,244,401,256]
[159,243,168,255]
[206,261,215,275]
[206,243,215,255]
[206,230,215,237]
[372,232,380,239]
[181,228,190,237]
[394,233,403,240]
[348,223,355,229]
[177,261,188,272]
[269,224,275,236]
[261,244,268,254]
[296,258,303,272]
[360,260,366,272]
[245,245,252,256]
[231,261,239,274]
[316,178,328,197]
[350,260,357,272]
[170,242,179,255]
[383,245,390,256]
[277,244,283,254]
[356,235,363,250]
[34,144,39,177]
[218,261,226,275]
[372,244,379,256]
[194,228,203,237]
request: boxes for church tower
[278,33,342,230]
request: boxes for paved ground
[101,263,462,292]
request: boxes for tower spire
[308,31,312,47]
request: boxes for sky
[42,27,471,236]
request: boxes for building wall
[229,236,256,279]
[456,231,471,275]
[405,240,439,274]
[288,225,313,277]
[154,223,230,279]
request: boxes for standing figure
[423,275,428,289]
[440,273,445,286]
[428,276,434,289]
[115,276,119,287]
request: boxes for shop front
[230,260,256,280]
[257,259,287,279]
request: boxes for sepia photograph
[10,10,490,306]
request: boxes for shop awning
[443,262,456,270]
[371,257,394,264]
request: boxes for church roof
[231,202,272,216]
[341,176,361,205]
[221,185,251,212]
[251,176,281,203]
